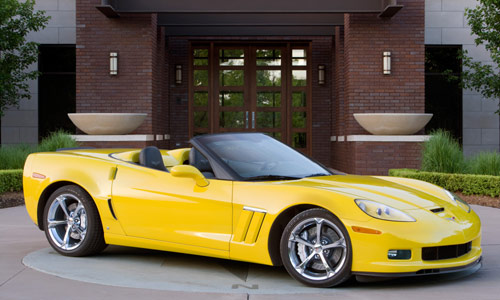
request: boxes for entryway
[190,42,311,154]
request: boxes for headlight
[444,190,471,213]
[355,199,416,222]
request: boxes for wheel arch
[267,204,324,266]
[37,181,93,230]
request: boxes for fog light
[388,249,411,260]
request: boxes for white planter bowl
[68,113,147,135]
[353,113,433,135]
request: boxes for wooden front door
[190,42,311,154]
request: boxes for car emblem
[445,216,456,222]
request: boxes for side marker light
[352,226,381,235]
[32,173,46,179]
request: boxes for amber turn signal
[352,226,381,235]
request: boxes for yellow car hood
[284,175,453,211]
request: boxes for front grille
[422,242,472,261]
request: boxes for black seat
[189,148,215,178]
[139,146,167,172]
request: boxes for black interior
[139,146,168,172]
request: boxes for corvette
[23,133,482,287]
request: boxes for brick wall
[332,0,426,175]
[349,141,422,175]
[76,0,166,137]
[310,37,334,166]
[167,37,190,150]
[343,0,425,135]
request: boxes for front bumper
[344,207,482,274]
[352,256,482,278]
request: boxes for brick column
[76,0,167,147]
[333,0,425,175]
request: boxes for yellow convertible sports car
[23,133,482,287]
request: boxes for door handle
[252,112,255,129]
[245,111,249,129]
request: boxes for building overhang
[96,0,403,36]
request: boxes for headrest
[139,146,167,172]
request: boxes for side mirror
[170,165,209,187]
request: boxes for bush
[37,130,79,152]
[467,151,500,176]
[0,130,78,170]
[0,144,36,170]
[0,169,23,193]
[421,130,465,174]
[389,169,500,197]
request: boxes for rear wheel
[280,208,352,287]
[43,185,106,256]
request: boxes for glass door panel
[215,47,248,132]
[190,43,311,153]
[191,46,210,136]
[253,46,286,141]
[289,47,309,153]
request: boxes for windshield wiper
[304,173,331,178]
[243,175,301,181]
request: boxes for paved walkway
[1,205,499,300]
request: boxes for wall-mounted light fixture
[383,51,391,75]
[110,52,118,75]
[318,65,325,85]
[175,65,182,84]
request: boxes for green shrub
[466,151,500,176]
[421,130,465,174]
[37,130,79,152]
[0,144,36,170]
[0,130,78,170]
[389,169,500,197]
[0,169,23,193]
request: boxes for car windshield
[195,133,331,180]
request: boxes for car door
[110,162,232,251]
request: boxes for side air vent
[430,207,444,213]
[233,207,267,244]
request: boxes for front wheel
[43,185,107,256]
[280,208,352,287]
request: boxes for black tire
[43,185,107,256]
[280,208,352,287]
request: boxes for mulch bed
[456,192,500,209]
[0,191,25,209]
[0,191,498,209]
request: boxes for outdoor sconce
[109,52,118,75]
[318,65,325,85]
[383,51,391,75]
[175,65,182,84]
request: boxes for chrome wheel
[288,217,347,280]
[43,185,106,256]
[281,208,352,287]
[47,194,88,251]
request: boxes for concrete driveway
[1,205,499,300]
